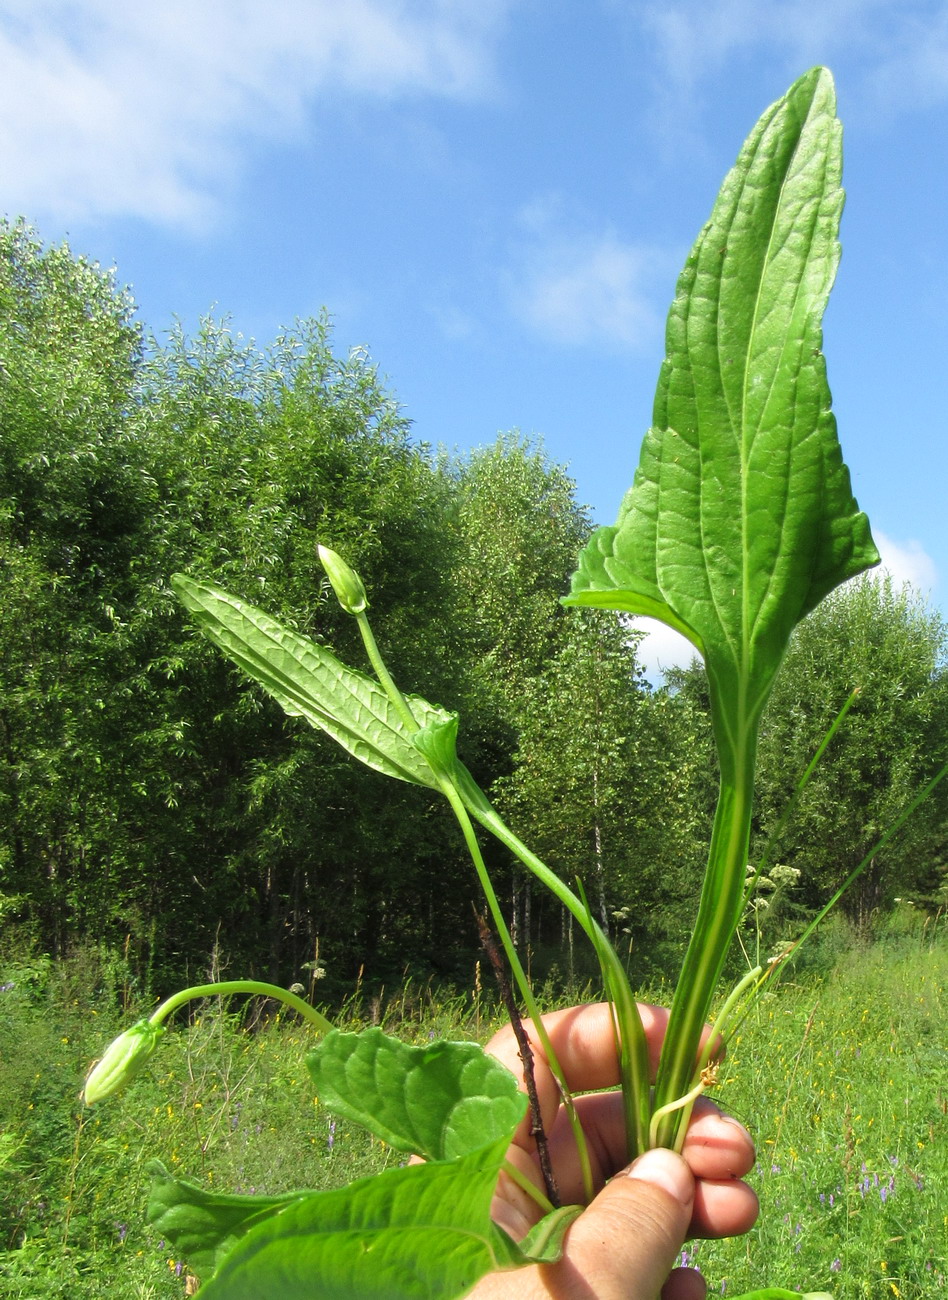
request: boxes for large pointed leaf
[566,68,877,719]
[306,1028,526,1161]
[566,68,880,1147]
[172,575,451,789]
[194,1138,515,1299]
[146,1160,305,1278]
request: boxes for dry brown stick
[475,910,560,1208]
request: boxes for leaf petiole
[149,980,333,1035]
[501,1159,556,1217]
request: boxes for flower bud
[318,545,369,615]
[83,1019,165,1105]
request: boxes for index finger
[486,1001,675,1094]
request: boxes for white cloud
[636,0,890,84]
[0,0,510,227]
[631,617,699,683]
[872,529,938,592]
[509,198,668,351]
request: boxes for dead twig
[475,910,560,1208]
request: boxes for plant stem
[776,757,948,965]
[695,963,763,1078]
[355,611,419,733]
[501,1159,556,1216]
[437,777,596,1203]
[459,780,651,1156]
[477,912,560,1208]
[653,741,756,1149]
[742,686,860,915]
[148,981,333,1035]
[350,602,598,1199]
[648,1078,708,1150]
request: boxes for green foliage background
[1,217,946,1001]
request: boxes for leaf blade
[566,67,878,698]
[195,1139,514,1300]
[145,1160,305,1279]
[172,574,449,789]
[306,1028,527,1161]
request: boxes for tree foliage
[0,226,620,990]
[753,575,948,928]
[495,613,710,977]
[2,222,944,997]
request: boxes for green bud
[318,545,369,615]
[83,1019,165,1105]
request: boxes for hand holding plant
[469,1002,758,1300]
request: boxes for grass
[0,919,945,1298]
[695,917,948,1298]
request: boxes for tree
[5,225,713,993]
[0,221,148,954]
[753,575,948,930]
[495,611,712,980]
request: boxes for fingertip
[691,1176,760,1240]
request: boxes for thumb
[552,1148,696,1300]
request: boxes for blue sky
[2,0,947,673]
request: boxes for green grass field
[1,921,945,1298]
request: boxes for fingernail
[626,1148,693,1207]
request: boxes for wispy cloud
[628,0,948,129]
[508,197,670,351]
[0,0,510,227]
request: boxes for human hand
[468,1002,758,1300]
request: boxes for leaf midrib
[737,84,829,668]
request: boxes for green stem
[742,686,860,915]
[350,603,598,1198]
[457,776,651,1156]
[502,1159,556,1217]
[653,742,756,1149]
[695,964,763,1078]
[355,611,419,733]
[437,778,595,1204]
[777,758,948,966]
[148,981,333,1035]
[648,1078,708,1151]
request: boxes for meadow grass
[0,922,945,1298]
[697,915,948,1298]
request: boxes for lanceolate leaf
[565,67,878,726]
[729,1292,832,1300]
[171,575,452,789]
[194,1138,516,1300]
[306,1028,527,1161]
